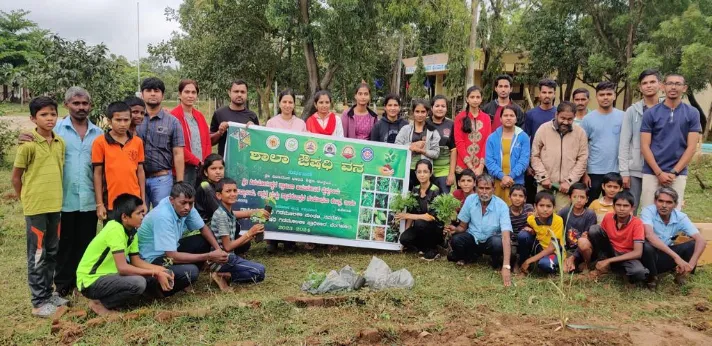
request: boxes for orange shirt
[599,212,645,254]
[92,132,144,209]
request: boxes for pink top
[353,114,373,140]
[266,114,307,132]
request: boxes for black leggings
[399,220,444,253]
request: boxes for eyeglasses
[664,82,685,87]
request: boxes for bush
[0,121,18,165]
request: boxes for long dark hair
[196,153,225,188]
[348,82,377,119]
[411,99,436,131]
[309,90,332,115]
[462,86,482,133]
[277,88,296,116]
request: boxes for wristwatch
[503,265,511,270]
[669,169,680,176]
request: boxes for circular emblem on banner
[323,143,337,157]
[361,147,374,162]
[285,138,298,152]
[342,145,355,159]
[304,140,318,155]
[266,135,280,150]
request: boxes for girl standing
[429,95,457,194]
[266,89,306,132]
[396,160,444,261]
[305,91,344,137]
[485,105,530,204]
[370,94,408,143]
[341,82,378,140]
[395,99,441,190]
[454,86,492,178]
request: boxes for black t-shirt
[558,206,598,250]
[430,119,455,149]
[210,106,259,155]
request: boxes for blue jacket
[485,126,530,184]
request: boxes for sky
[0,0,183,62]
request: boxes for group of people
[11,69,706,318]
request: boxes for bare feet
[88,300,116,316]
[210,272,232,292]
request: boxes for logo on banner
[285,138,298,152]
[304,140,318,155]
[266,135,280,150]
[342,145,355,159]
[361,147,374,162]
[323,143,337,157]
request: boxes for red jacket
[170,106,211,166]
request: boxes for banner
[224,123,411,250]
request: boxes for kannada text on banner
[223,123,412,250]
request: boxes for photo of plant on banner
[224,123,412,250]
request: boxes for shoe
[421,250,440,261]
[645,276,658,290]
[49,293,71,307]
[31,302,58,318]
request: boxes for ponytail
[461,86,482,134]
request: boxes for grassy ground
[0,153,711,345]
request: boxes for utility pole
[136,1,141,95]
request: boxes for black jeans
[26,212,61,307]
[179,233,251,255]
[448,232,504,268]
[55,211,98,296]
[588,225,651,282]
[400,220,444,253]
[642,240,696,277]
[81,274,148,309]
[586,173,606,206]
[525,174,537,204]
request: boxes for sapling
[250,196,276,242]
[389,193,417,218]
[431,194,462,243]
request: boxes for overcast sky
[1,0,183,62]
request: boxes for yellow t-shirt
[13,130,65,216]
[526,214,565,250]
[589,198,614,223]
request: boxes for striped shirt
[211,204,237,246]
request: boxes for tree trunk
[687,92,707,134]
[299,0,321,119]
[391,33,404,95]
[465,0,480,89]
[563,71,577,101]
[257,84,272,121]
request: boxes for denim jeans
[217,253,266,283]
[448,232,504,268]
[146,173,174,208]
[517,231,558,273]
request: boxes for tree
[0,10,46,102]
[408,52,428,99]
[27,35,127,123]
[152,0,287,118]
[630,3,712,137]
[515,1,588,101]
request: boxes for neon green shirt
[76,220,139,290]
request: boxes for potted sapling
[250,196,276,242]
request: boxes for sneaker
[31,302,58,318]
[49,293,71,307]
[421,250,440,261]
[645,276,658,290]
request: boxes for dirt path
[0,115,34,131]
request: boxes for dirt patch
[348,315,712,346]
[0,115,34,132]
[50,320,84,345]
[284,296,350,308]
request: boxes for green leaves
[390,192,417,214]
[408,52,428,99]
[430,194,461,225]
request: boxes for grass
[0,154,711,344]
